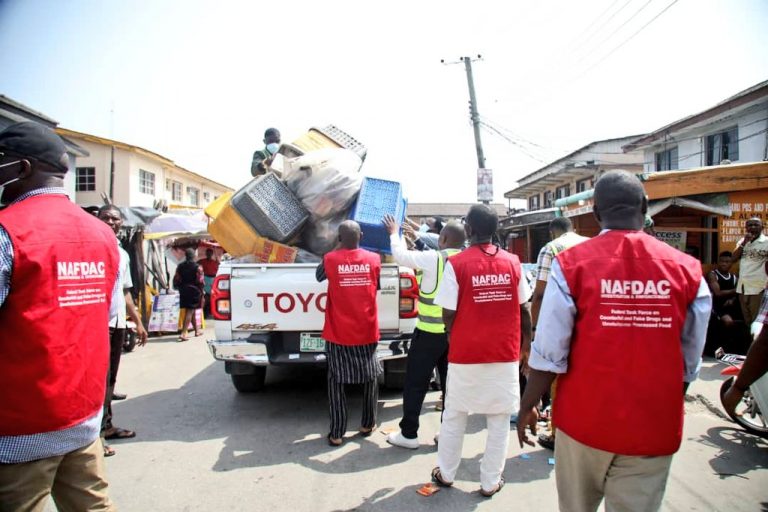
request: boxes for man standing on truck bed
[316,220,382,446]
[250,127,281,177]
[382,214,465,449]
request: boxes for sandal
[177,336,189,342]
[430,467,453,487]
[194,331,203,337]
[103,444,116,457]
[327,433,343,446]
[104,427,136,440]
[358,425,376,437]
[479,477,505,498]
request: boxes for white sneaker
[387,431,419,449]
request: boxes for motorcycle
[715,347,768,438]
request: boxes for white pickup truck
[207,261,419,392]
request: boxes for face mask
[266,143,280,155]
[0,160,22,207]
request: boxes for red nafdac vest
[555,230,702,456]
[0,194,118,436]
[448,244,523,364]
[322,248,381,345]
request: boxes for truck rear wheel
[230,368,267,392]
[383,359,407,390]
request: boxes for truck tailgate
[229,263,401,334]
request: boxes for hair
[593,171,645,224]
[465,204,498,239]
[433,216,445,232]
[549,217,573,234]
[185,248,196,261]
[718,251,733,259]
[264,128,280,139]
[440,221,466,247]
[97,204,123,218]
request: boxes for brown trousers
[0,439,115,512]
[555,429,673,512]
[739,292,764,326]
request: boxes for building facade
[1,95,89,198]
[502,135,645,262]
[57,128,233,209]
[624,80,768,173]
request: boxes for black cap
[0,122,69,173]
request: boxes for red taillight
[211,274,231,321]
[399,272,419,319]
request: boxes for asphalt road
[52,325,768,511]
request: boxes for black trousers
[399,328,448,439]
[101,327,126,432]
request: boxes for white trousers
[436,407,510,492]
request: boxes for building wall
[69,138,231,208]
[642,104,768,172]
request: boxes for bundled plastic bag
[301,211,348,256]
[283,148,363,220]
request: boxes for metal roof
[623,79,768,152]
[56,127,234,192]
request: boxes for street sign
[477,168,493,202]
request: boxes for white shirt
[389,233,444,292]
[109,244,133,328]
[736,233,768,295]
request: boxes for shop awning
[647,193,731,217]
[504,207,558,229]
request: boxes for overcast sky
[1,0,766,205]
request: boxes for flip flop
[358,425,376,437]
[194,331,203,337]
[177,336,189,342]
[104,427,136,440]
[479,477,505,498]
[103,444,116,457]
[430,467,453,487]
[327,434,343,446]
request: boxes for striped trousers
[327,375,378,439]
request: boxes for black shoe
[112,392,127,401]
[538,434,555,451]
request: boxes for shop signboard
[720,189,768,251]
[654,230,687,251]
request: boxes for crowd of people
[1,120,767,511]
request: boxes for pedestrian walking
[528,216,588,450]
[316,220,382,446]
[174,248,204,341]
[518,170,711,512]
[97,204,148,456]
[0,122,120,511]
[430,204,532,497]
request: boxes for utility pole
[442,55,490,204]
[463,56,486,171]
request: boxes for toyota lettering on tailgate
[250,292,328,313]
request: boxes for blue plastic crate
[349,177,406,254]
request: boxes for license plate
[299,333,326,352]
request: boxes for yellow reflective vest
[416,248,461,333]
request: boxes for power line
[479,121,550,163]
[576,0,656,64]
[569,0,624,47]
[578,0,681,77]
[479,115,560,152]
[570,0,635,55]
